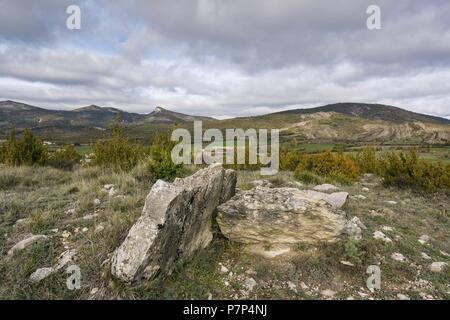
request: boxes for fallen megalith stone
[111,164,237,282]
[8,235,48,256]
[216,187,347,247]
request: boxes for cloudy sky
[0,0,449,119]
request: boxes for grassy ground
[0,165,448,300]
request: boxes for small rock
[207,292,213,300]
[385,201,397,205]
[440,251,449,257]
[382,226,394,232]
[391,252,407,262]
[220,265,229,273]
[61,230,71,238]
[103,184,114,191]
[90,287,99,296]
[361,187,370,192]
[429,262,447,273]
[95,224,105,233]
[397,293,410,300]
[353,195,367,200]
[8,235,48,256]
[300,282,309,290]
[82,227,89,233]
[418,235,430,245]
[421,252,432,260]
[373,231,392,243]
[321,289,336,298]
[419,292,435,300]
[66,208,76,215]
[287,281,298,293]
[313,184,338,193]
[340,260,355,266]
[244,278,257,292]
[82,213,99,220]
[29,267,54,283]
[108,188,117,197]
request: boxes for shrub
[280,149,302,171]
[147,133,182,181]
[91,121,146,171]
[0,128,48,166]
[48,145,82,170]
[379,149,450,192]
[356,146,379,174]
[297,150,359,182]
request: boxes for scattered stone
[8,235,48,256]
[111,165,237,282]
[421,252,432,260]
[345,217,366,240]
[386,201,397,205]
[361,187,370,192]
[352,194,367,200]
[14,218,30,226]
[340,260,355,266]
[313,184,338,193]
[207,292,213,300]
[419,292,435,300]
[66,208,76,215]
[82,227,89,233]
[95,224,105,233]
[287,281,298,293]
[440,250,449,257]
[29,249,77,283]
[220,265,229,273]
[391,252,407,262]
[62,230,71,238]
[244,278,257,292]
[304,190,349,208]
[418,235,430,245]
[108,188,117,197]
[321,289,336,298]
[249,180,273,188]
[90,287,99,296]
[93,199,101,206]
[103,184,115,191]
[217,187,347,246]
[382,226,394,232]
[300,282,309,290]
[397,293,410,300]
[429,262,447,273]
[373,231,392,243]
[82,213,99,220]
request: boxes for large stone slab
[216,187,347,246]
[111,164,236,282]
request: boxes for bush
[356,146,379,174]
[297,150,359,182]
[91,121,146,171]
[280,149,302,171]
[48,145,82,170]
[379,149,450,192]
[0,128,48,166]
[147,133,182,181]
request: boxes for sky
[0,0,449,119]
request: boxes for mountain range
[0,100,449,145]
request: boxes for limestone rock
[313,184,338,193]
[429,262,447,272]
[217,187,347,246]
[391,252,407,262]
[29,249,77,283]
[8,235,48,256]
[304,190,348,208]
[111,164,236,282]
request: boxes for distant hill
[269,103,449,125]
[0,100,449,145]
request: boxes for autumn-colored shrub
[356,146,379,174]
[147,133,182,181]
